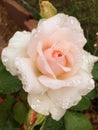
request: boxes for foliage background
[0,0,98,130]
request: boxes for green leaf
[0,67,22,94]
[92,61,98,80]
[19,90,27,101]
[0,95,14,112]
[40,116,63,130]
[13,101,27,124]
[70,96,91,111]
[64,111,93,130]
[86,88,97,99]
[71,88,97,112]
[0,118,6,130]
[0,61,4,71]
[0,96,14,130]
[5,118,21,130]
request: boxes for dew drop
[38,30,41,33]
[36,99,40,103]
[3,56,9,64]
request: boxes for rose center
[52,50,63,58]
[36,47,67,77]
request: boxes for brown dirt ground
[0,3,98,130]
[0,3,22,54]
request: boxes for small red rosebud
[21,124,26,130]
[29,111,38,125]
[0,97,3,104]
[25,110,45,129]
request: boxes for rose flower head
[1,13,98,121]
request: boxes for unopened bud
[0,97,3,104]
[40,1,57,18]
[25,109,46,129]
[28,110,38,125]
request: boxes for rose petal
[28,93,65,121]
[49,103,65,121]
[81,50,98,73]
[37,42,56,78]
[48,87,81,109]
[9,31,31,48]
[47,72,95,109]
[15,58,46,94]
[28,93,50,115]
[39,73,81,89]
[50,41,82,76]
[37,13,68,35]
[50,28,86,48]
[57,64,71,72]
[38,71,94,90]
[27,14,68,59]
[1,47,26,75]
[37,13,84,38]
[64,15,83,31]
[1,31,31,75]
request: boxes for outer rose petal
[39,75,81,89]
[48,87,81,109]
[81,50,98,73]
[38,13,83,37]
[49,28,86,49]
[1,47,27,75]
[8,31,32,48]
[15,58,46,94]
[28,93,65,121]
[37,13,68,35]
[1,31,32,75]
[38,71,88,89]
[47,72,94,109]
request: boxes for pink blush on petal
[36,48,66,76]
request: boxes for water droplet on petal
[3,56,9,64]
[38,30,41,33]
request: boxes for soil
[0,3,98,130]
[84,98,98,130]
[0,3,22,54]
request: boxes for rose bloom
[1,13,98,120]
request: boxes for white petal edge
[81,50,98,73]
[37,13,69,35]
[47,72,95,109]
[1,47,27,75]
[38,72,90,89]
[15,57,46,94]
[27,93,66,121]
[37,13,83,36]
[1,31,32,75]
[9,31,32,48]
[48,87,82,109]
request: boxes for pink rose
[1,13,98,120]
